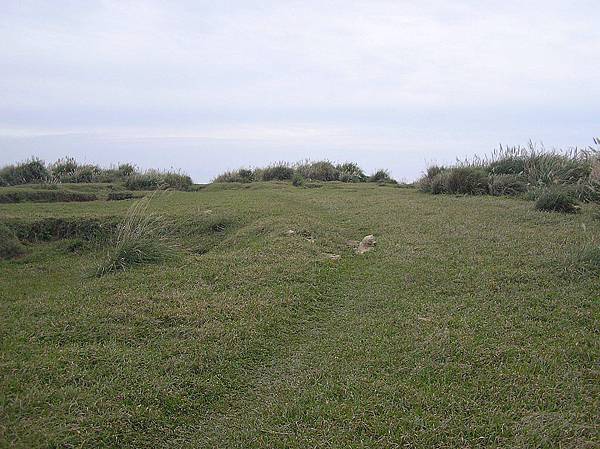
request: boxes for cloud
[1,0,599,180]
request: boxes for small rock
[325,253,341,261]
[285,229,296,235]
[356,235,376,254]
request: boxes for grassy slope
[1,183,598,448]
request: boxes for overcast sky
[1,0,599,182]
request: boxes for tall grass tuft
[96,194,176,276]
[534,188,579,213]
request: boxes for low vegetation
[107,191,135,201]
[0,223,25,259]
[214,160,396,184]
[0,188,97,203]
[0,157,193,190]
[418,141,599,213]
[1,145,599,447]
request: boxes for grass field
[1,182,599,448]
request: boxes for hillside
[1,182,599,448]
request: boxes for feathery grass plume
[96,192,177,276]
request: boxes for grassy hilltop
[1,177,599,448]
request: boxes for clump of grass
[417,165,446,193]
[0,158,49,186]
[261,163,294,181]
[445,167,488,194]
[292,172,305,187]
[96,195,176,276]
[124,170,192,191]
[337,162,366,182]
[368,169,396,183]
[0,223,26,260]
[213,168,254,183]
[488,174,528,196]
[213,160,380,184]
[535,188,579,213]
[295,160,339,181]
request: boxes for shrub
[0,158,49,185]
[445,167,488,194]
[488,174,528,196]
[296,161,339,181]
[524,152,591,186]
[50,157,78,178]
[570,180,600,203]
[418,165,447,192]
[213,168,254,183]
[292,173,305,187]
[118,163,136,177]
[430,172,449,194]
[337,162,366,182]
[0,223,26,260]
[261,163,294,181]
[369,169,395,183]
[488,156,526,175]
[96,196,176,276]
[535,188,579,213]
[107,191,134,201]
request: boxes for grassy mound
[0,189,97,203]
[0,223,25,259]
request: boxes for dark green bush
[535,188,579,213]
[107,191,134,201]
[261,164,294,181]
[50,157,78,178]
[0,223,26,260]
[292,173,305,187]
[337,162,366,182]
[296,161,339,181]
[0,158,49,185]
[488,174,528,196]
[488,157,526,175]
[118,163,136,177]
[445,167,488,194]
[430,172,449,194]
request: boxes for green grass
[1,182,598,448]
